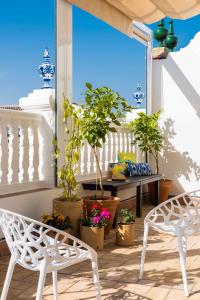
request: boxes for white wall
[152,32,200,194]
[0,188,61,238]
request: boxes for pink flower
[100,210,111,219]
[92,216,101,225]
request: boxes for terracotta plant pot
[83,196,120,236]
[47,228,71,243]
[53,198,83,237]
[160,179,173,203]
[80,225,104,251]
[116,223,135,246]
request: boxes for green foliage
[54,98,83,201]
[127,110,163,174]
[80,83,133,195]
[120,209,135,224]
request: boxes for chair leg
[0,256,16,300]
[91,256,101,300]
[139,222,149,279]
[36,264,47,300]
[52,270,58,300]
[177,235,189,297]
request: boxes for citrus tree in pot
[116,209,135,246]
[81,83,133,234]
[53,98,83,237]
[127,110,173,203]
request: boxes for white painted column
[56,0,72,169]
[146,39,153,115]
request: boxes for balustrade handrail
[0,109,42,121]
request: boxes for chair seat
[48,243,90,271]
[151,211,200,236]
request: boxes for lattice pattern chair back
[145,190,200,236]
[140,189,200,297]
[0,209,101,300]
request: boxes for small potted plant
[41,212,73,241]
[80,203,111,251]
[81,83,133,234]
[127,110,173,203]
[53,98,83,237]
[116,209,135,246]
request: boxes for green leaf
[113,120,121,126]
[86,82,92,90]
[108,127,117,132]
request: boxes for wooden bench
[82,174,162,217]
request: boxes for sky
[1,1,200,106]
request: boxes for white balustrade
[0,104,138,192]
[0,109,53,195]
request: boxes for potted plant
[127,110,173,203]
[116,209,135,246]
[80,203,111,251]
[41,212,72,242]
[53,98,83,237]
[81,83,133,233]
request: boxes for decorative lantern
[153,19,168,47]
[165,20,178,52]
[133,83,144,107]
[38,48,55,89]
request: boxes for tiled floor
[1,206,200,299]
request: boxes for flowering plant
[81,204,111,228]
[41,212,72,230]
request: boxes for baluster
[107,132,116,165]
[128,132,132,153]
[81,143,87,175]
[38,126,44,180]
[11,124,20,183]
[121,130,125,153]
[18,127,24,183]
[87,143,92,174]
[0,123,8,184]
[32,122,39,181]
[104,134,109,171]
[119,131,123,153]
[115,131,119,163]
[124,130,128,153]
[7,126,14,184]
[80,142,84,175]
[23,124,30,182]
[130,132,137,159]
[28,127,34,181]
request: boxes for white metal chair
[0,209,101,300]
[140,190,200,297]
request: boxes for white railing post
[0,122,8,185]
[11,124,19,184]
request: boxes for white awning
[68,0,200,36]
